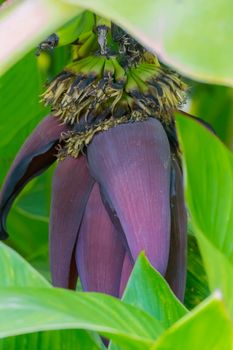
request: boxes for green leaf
[0,0,82,74]
[0,329,104,350]
[0,243,104,350]
[0,288,164,350]
[122,253,187,328]
[190,84,233,148]
[151,293,233,350]
[109,254,187,350]
[0,241,163,350]
[64,0,233,86]
[176,114,233,317]
[185,235,210,309]
[2,0,233,85]
[0,242,50,288]
[197,233,233,317]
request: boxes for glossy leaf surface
[0,288,164,350]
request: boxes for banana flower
[0,20,187,301]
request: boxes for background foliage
[0,0,233,349]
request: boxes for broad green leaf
[177,114,233,260]
[176,114,233,316]
[0,288,164,350]
[0,243,104,349]
[151,293,233,350]
[122,253,187,328]
[64,0,233,86]
[0,329,104,350]
[0,242,50,288]
[0,244,163,349]
[2,0,233,85]
[197,233,233,317]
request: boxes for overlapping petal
[0,111,187,301]
[87,118,171,275]
[76,183,125,296]
[0,115,67,239]
[50,156,94,289]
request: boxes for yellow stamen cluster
[42,26,187,159]
[57,112,148,159]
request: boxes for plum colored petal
[119,253,133,298]
[0,115,67,240]
[87,118,171,275]
[50,155,94,289]
[165,157,187,301]
[76,183,125,297]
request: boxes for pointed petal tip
[76,183,125,297]
[0,115,67,239]
[0,209,9,240]
[50,156,94,289]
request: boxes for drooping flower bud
[0,115,68,239]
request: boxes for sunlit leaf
[0,235,164,350]
[0,242,49,287]
[176,113,233,317]
[0,287,164,350]
[0,243,104,349]
[151,293,233,350]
